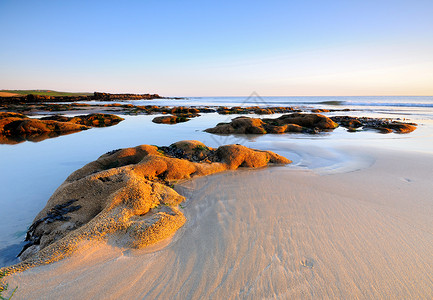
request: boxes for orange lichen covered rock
[0,112,124,144]
[381,123,417,133]
[206,113,338,135]
[311,109,330,113]
[1,141,290,276]
[0,115,89,136]
[152,115,190,124]
[276,113,338,129]
[216,144,290,169]
[330,116,417,134]
[41,113,124,127]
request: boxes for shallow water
[1,96,433,267]
[8,149,433,299]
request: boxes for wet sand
[6,147,433,299]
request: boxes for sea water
[0,96,432,267]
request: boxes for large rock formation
[205,113,338,134]
[1,141,290,276]
[205,113,417,135]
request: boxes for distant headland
[0,90,163,104]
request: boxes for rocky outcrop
[0,92,163,104]
[205,113,339,134]
[0,112,124,144]
[330,116,417,133]
[0,141,290,276]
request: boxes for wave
[317,100,345,105]
[317,100,433,108]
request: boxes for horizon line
[1,89,433,98]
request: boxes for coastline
[5,146,433,299]
[0,94,432,298]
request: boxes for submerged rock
[1,141,290,276]
[205,113,338,134]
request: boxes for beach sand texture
[6,148,433,299]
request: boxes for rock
[170,107,200,116]
[0,112,124,144]
[216,144,290,169]
[331,116,417,133]
[205,113,338,135]
[152,115,190,124]
[41,113,124,127]
[0,117,89,135]
[275,113,338,129]
[330,116,362,128]
[382,122,417,133]
[1,141,290,276]
[0,112,27,119]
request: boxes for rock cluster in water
[0,141,290,276]
[205,113,417,135]
[0,112,124,144]
[151,107,207,124]
[330,116,417,133]
[205,113,338,134]
[0,92,162,104]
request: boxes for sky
[1,0,433,96]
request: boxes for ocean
[0,95,432,267]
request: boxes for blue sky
[1,0,432,96]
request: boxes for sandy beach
[5,146,433,299]
[2,0,433,298]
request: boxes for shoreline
[0,96,432,298]
[4,146,433,299]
